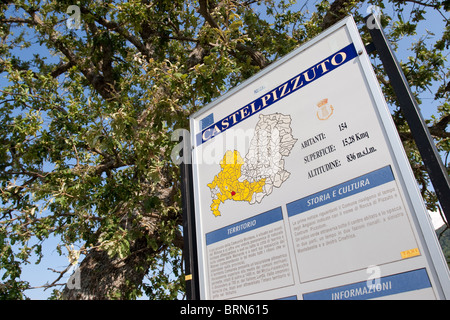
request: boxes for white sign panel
[189,16,450,300]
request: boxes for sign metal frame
[188,16,450,300]
[365,13,450,227]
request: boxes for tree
[0,0,448,299]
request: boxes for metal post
[179,136,200,300]
[365,14,450,224]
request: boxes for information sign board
[189,16,450,300]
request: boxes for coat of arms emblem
[316,98,334,120]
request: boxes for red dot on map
[231,191,236,196]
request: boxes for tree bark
[62,237,156,300]
[321,0,364,30]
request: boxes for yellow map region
[207,150,266,217]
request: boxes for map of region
[207,113,297,217]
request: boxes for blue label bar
[206,207,283,246]
[196,43,358,146]
[287,166,395,217]
[200,113,214,130]
[303,268,432,300]
[277,295,298,300]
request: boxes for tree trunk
[62,236,157,300]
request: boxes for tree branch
[392,0,442,9]
[321,0,363,30]
[25,9,117,101]
[50,61,75,78]
[197,0,267,68]
[79,6,154,59]
[429,113,450,139]
[198,0,221,30]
